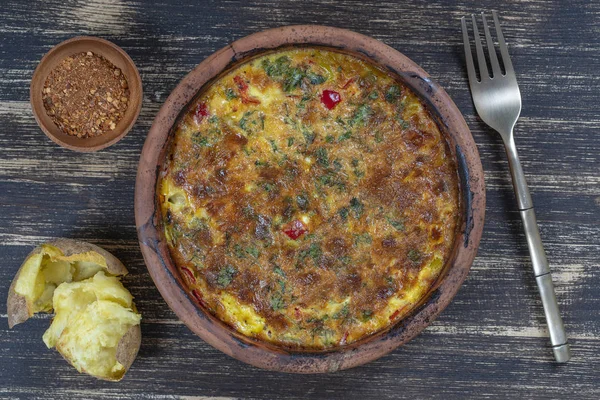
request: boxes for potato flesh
[43,272,134,346]
[55,300,140,380]
[13,245,107,315]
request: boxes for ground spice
[42,51,130,138]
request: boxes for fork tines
[461,11,514,83]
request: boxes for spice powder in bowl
[42,51,130,138]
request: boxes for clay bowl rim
[135,25,485,373]
[30,36,143,152]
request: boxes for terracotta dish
[135,25,485,373]
[30,36,143,152]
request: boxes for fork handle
[504,136,571,363]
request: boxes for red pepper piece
[320,90,341,110]
[194,102,209,124]
[181,266,196,283]
[294,307,302,320]
[192,289,207,308]
[283,219,307,240]
[339,331,349,346]
[341,78,355,89]
[390,305,409,321]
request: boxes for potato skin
[7,244,48,328]
[7,277,30,328]
[113,324,142,381]
[48,238,128,276]
[6,238,128,328]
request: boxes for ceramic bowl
[135,25,485,373]
[30,36,143,152]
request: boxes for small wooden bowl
[136,26,486,373]
[30,36,143,152]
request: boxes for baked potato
[7,239,141,381]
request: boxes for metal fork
[461,11,570,363]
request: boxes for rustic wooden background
[1,0,598,398]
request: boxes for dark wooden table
[1,0,598,398]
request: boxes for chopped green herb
[274,266,286,277]
[239,111,255,131]
[361,310,373,322]
[299,242,322,263]
[191,132,209,147]
[287,137,295,147]
[225,88,237,100]
[332,159,343,170]
[350,104,371,127]
[302,129,316,145]
[385,85,401,103]
[269,139,278,152]
[270,292,285,311]
[301,95,312,106]
[284,68,305,92]
[398,118,409,129]
[350,197,364,219]
[369,91,379,99]
[325,134,335,143]
[338,131,352,141]
[338,207,349,221]
[318,172,346,191]
[263,182,275,192]
[332,304,350,320]
[374,131,384,143]
[315,147,329,167]
[387,217,405,231]
[354,232,372,245]
[208,115,219,124]
[339,255,351,265]
[351,158,359,168]
[307,71,326,85]
[246,246,260,259]
[233,244,246,258]
[217,265,237,288]
[296,194,309,210]
[262,56,292,78]
[408,249,421,263]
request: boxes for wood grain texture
[0,0,598,398]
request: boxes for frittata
[158,48,459,349]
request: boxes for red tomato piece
[234,75,248,91]
[234,75,260,104]
[321,90,341,109]
[283,219,307,240]
[194,102,209,124]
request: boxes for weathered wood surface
[1,0,598,398]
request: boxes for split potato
[7,239,141,381]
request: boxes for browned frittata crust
[159,48,459,349]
